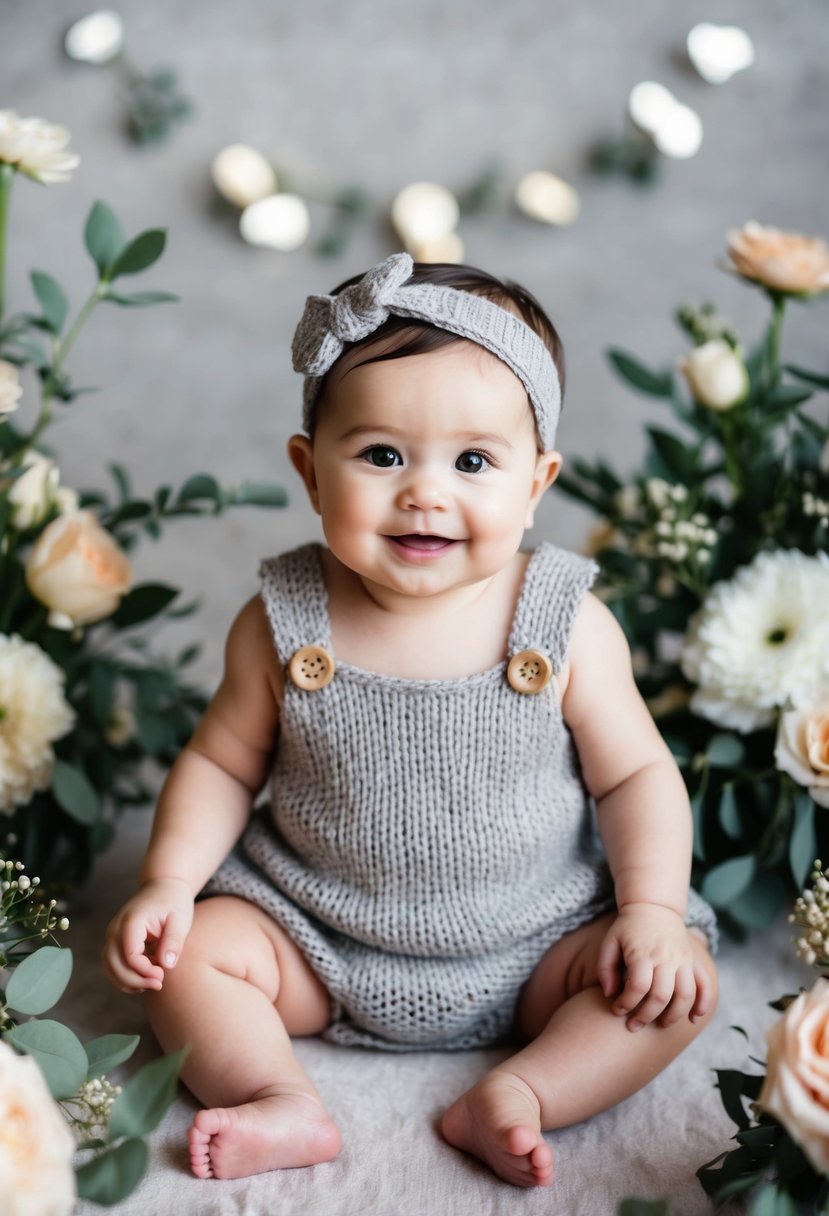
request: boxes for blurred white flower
[7,451,60,529]
[0,1041,76,1215]
[0,111,79,184]
[679,339,748,411]
[776,700,829,808]
[0,634,75,813]
[0,360,23,416]
[680,550,829,731]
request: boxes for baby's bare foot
[188,1085,341,1180]
[440,1070,553,1188]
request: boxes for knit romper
[205,541,716,1051]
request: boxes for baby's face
[289,340,561,602]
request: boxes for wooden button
[288,645,335,690]
[507,649,553,695]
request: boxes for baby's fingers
[621,961,678,1030]
[596,932,625,1001]
[611,957,653,1020]
[656,963,697,1027]
[691,956,716,1023]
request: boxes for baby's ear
[526,449,562,525]
[287,434,321,514]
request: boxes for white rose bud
[7,450,60,528]
[678,339,749,411]
[25,509,133,626]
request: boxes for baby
[103,253,718,1189]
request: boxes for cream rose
[7,451,60,529]
[0,359,23,416]
[775,701,829,808]
[0,111,79,184]
[759,979,829,1174]
[0,1040,76,1216]
[26,510,133,626]
[727,222,829,296]
[678,339,748,411]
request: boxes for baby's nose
[396,468,449,510]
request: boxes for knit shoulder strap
[508,543,598,674]
[259,543,330,661]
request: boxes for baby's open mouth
[388,534,456,551]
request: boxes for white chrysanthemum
[0,635,75,814]
[0,111,79,184]
[0,360,23,416]
[680,550,829,732]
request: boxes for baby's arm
[103,595,281,992]
[561,593,713,1031]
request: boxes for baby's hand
[596,903,710,1032]
[102,877,195,994]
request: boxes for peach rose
[726,222,829,296]
[25,509,132,626]
[759,979,829,1174]
[0,1040,76,1216]
[775,701,829,808]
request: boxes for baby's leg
[144,895,340,1180]
[441,914,717,1188]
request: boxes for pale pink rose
[0,1041,76,1216]
[760,979,829,1174]
[775,702,829,809]
[25,509,132,626]
[726,222,829,295]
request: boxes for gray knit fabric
[205,543,716,1051]
[291,252,562,451]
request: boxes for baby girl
[103,253,717,1189]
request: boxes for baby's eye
[455,450,489,474]
[361,445,401,468]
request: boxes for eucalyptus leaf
[112,583,179,629]
[231,480,289,508]
[728,871,789,930]
[85,202,126,278]
[52,760,101,826]
[706,734,745,768]
[104,289,179,307]
[85,1033,140,1078]
[701,854,756,907]
[108,1046,188,1139]
[749,1184,800,1216]
[4,946,73,1016]
[789,795,817,888]
[607,349,673,397]
[5,1019,88,1098]
[30,271,69,335]
[718,784,741,839]
[785,364,829,389]
[618,1200,671,1216]
[109,229,167,278]
[75,1139,149,1204]
[176,473,222,505]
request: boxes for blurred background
[4,0,827,684]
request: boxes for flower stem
[765,292,787,391]
[0,164,16,328]
[28,282,106,446]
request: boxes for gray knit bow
[291,252,562,450]
[292,252,414,377]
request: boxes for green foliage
[0,862,183,1204]
[0,185,287,887]
[558,275,829,924]
[698,1051,829,1215]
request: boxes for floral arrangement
[1,854,182,1211]
[559,221,829,933]
[0,111,285,889]
[698,860,829,1213]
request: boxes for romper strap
[259,543,331,663]
[507,543,598,675]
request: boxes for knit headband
[291,252,561,450]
